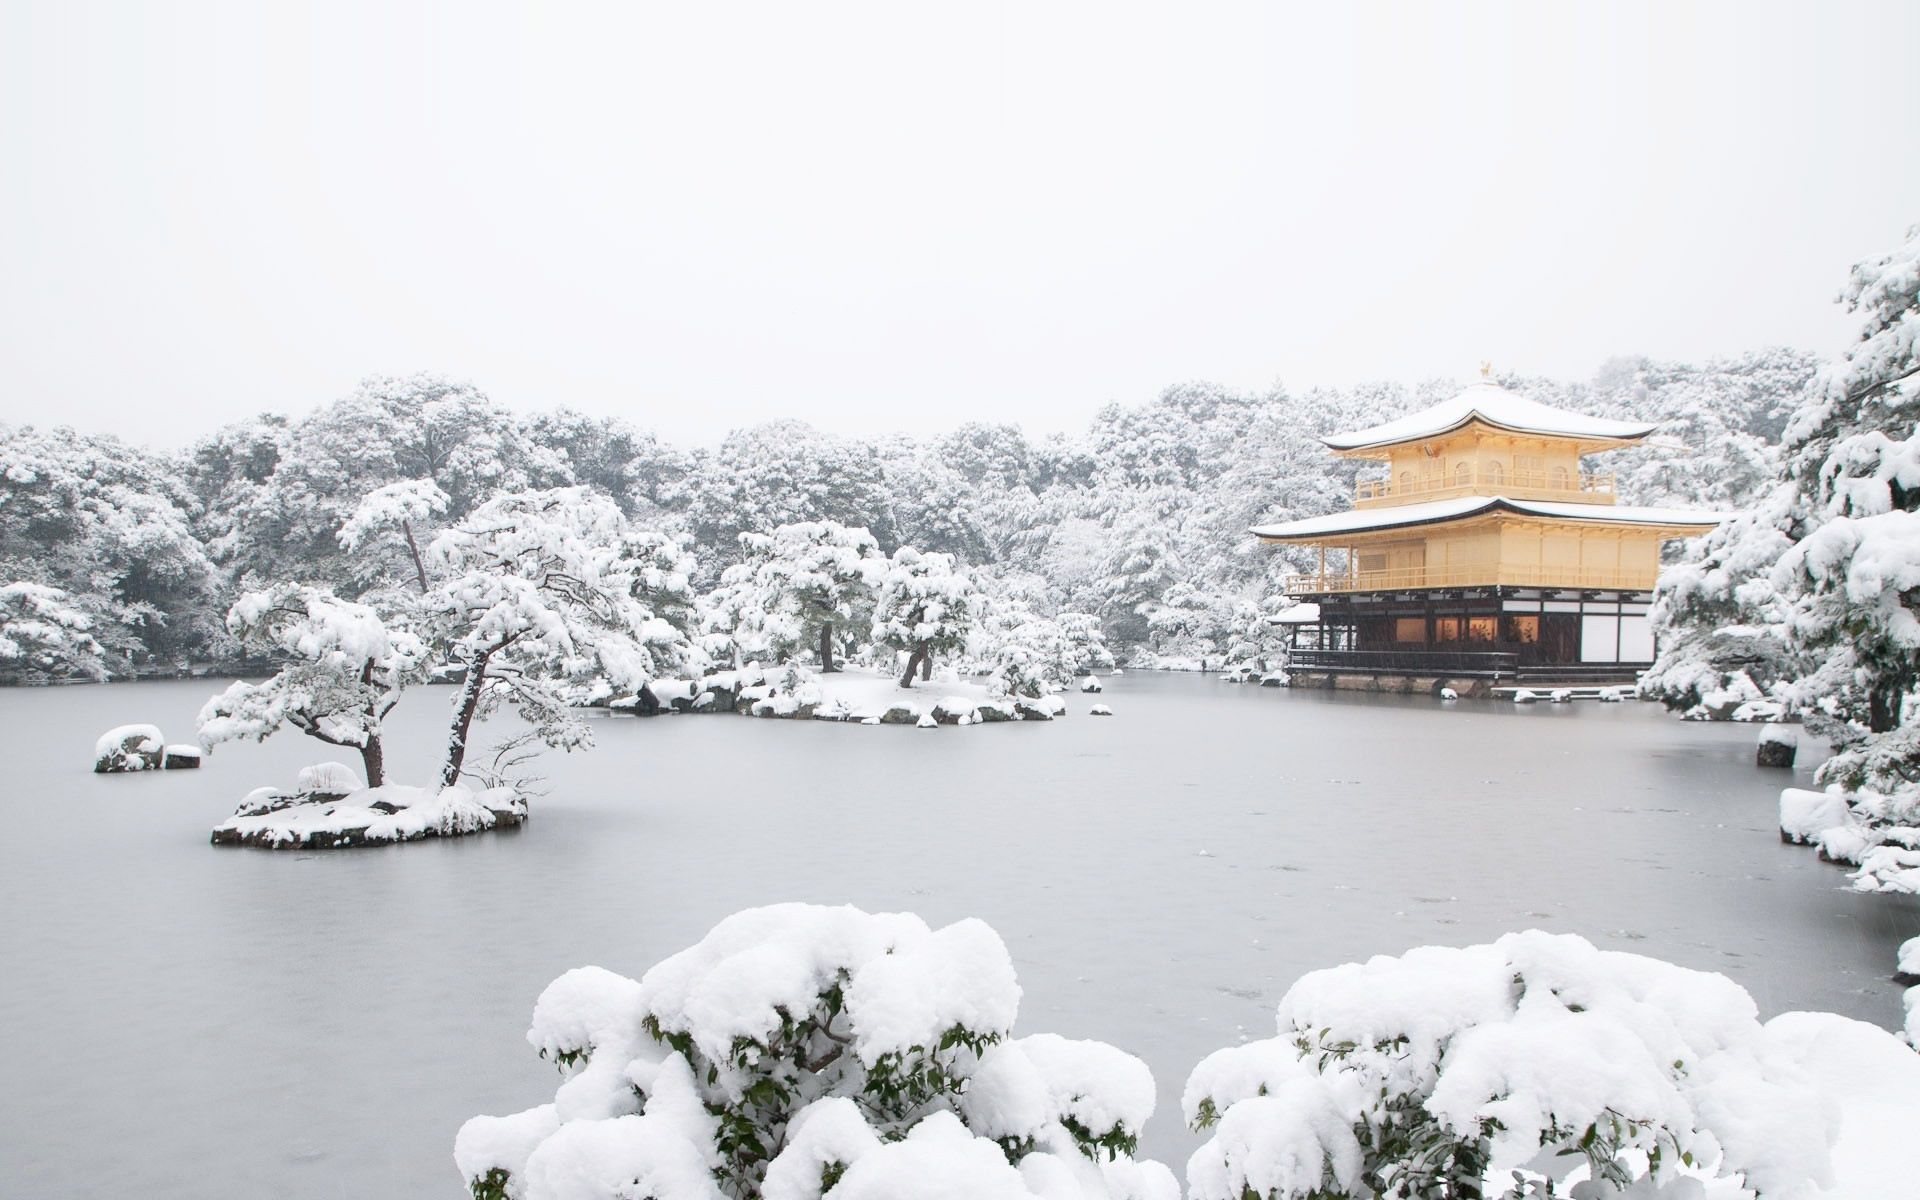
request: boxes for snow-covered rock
[296,761,363,799]
[162,744,202,769]
[1598,686,1627,702]
[1780,787,1851,846]
[1897,936,1920,986]
[1757,723,1797,768]
[92,724,164,773]
[211,783,526,850]
[915,713,938,729]
[1440,687,1459,701]
[1512,688,1538,704]
[1089,704,1112,716]
[1549,688,1572,703]
[1080,677,1103,693]
[1258,673,1286,687]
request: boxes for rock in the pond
[1599,687,1627,702]
[1512,688,1538,705]
[933,696,979,725]
[1259,673,1286,687]
[1550,688,1573,703]
[1779,787,1849,846]
[975,702,1016,723]
[1440,687,1459,701]
[1089,704,1113,716]
[1757,724,1797,768]
[1014,694,1065,722]
[93,724,165,773]
[162,744,203,769]
[1080,677,1103,693]
[880,705,918,725]
[1897,936,1920,987]
[915,713,938,729]
[297,761,363,801]
[859,716,881,726]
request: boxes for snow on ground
[1765,1011,1920,1197]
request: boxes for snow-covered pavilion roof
[1250,495,1724,542]
[1322,381,1658,453]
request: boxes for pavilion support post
[1318,545,1325,591]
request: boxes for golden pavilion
[1251,377,1722,686]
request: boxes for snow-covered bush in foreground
[456,904,1175,1200]
[1183,931,1837,1200]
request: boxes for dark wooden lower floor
[1283,586,1655,680]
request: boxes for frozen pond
[2,673,1914,1198]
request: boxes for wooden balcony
[1284,563,1657,596]
[1354,469,1616,509]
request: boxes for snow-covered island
[210,762,526,850]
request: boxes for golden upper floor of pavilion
[1330,380,1658,509]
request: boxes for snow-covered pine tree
[871,547,980,689]
[711,521,883,672]
[197,583,428,787]
[337,479,451,595]
[428,488,700,788]
[1647,225,1920,737]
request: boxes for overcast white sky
[2,1,1916,449]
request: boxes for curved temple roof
[1250,495,1725,542]
[1322,381,1659,453]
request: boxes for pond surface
[2,673,1914,1198]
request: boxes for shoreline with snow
[605,665,1072,726]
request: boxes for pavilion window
[1467,617,1497,642]
[1393,617,1426,642]
[1515,454,1544,486]
[1503,614,1540,643]
[1550,465,1571,489]
[1484,461,1504,487]
[1434,617,1462,642]
[1398,470,1414,495]
[1454,462,1471,487]
[1358,552,1387,574]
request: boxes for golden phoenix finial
[1479,360,1493,379]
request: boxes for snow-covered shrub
[0,581,106,682]
[457,904,1176,1200]
[1055,611,1115,675]
[1183,931,1837,1200]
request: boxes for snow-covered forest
[0,348,1816,685]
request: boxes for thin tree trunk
[899,641,928,689]
[1870,685,1900,734]
[360,730,387,789]
[919,644,932,681]
[441,648,497,789]
[402,519,430,594]
[820,622,837,673]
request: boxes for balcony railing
[1284,564,1657,595]
[1354,469,1615,508]
[1287,648,1521,679]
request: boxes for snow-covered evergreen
[456,904,1176,1200]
